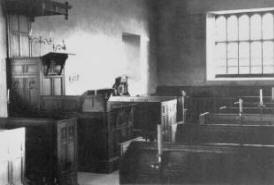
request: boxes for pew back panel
[200,113,274,125]
[120,142,274,185]
[176,123,274,145]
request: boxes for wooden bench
[120,142,274,185]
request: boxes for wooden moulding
[4,0,72,20]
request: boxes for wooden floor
[78,171,119,185]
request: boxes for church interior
[1,0,274,185]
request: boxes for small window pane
[264,59,273,66]
[239,66,249,74]
[239,15,249,40]
[217,59,226,67]
[262,13,274,39]
[251,42,262,59]
[251,14,262,40]
[227,15,238,41]
[263,41,273,61]
[216,16,226,41]
[227,43,238,58]
[251,66,262,74]
[215,43,226,59]
[239,42,249,58]
[264,65,274,73]
[239,58,249,66]
[217,66,226,74]
[228,59,238,66]
[228,67,238,74]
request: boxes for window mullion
[225,16,228,74]
[261,14,264,74]
[273,13,274,72]
[249,15,252,74]
[237,16,240,74]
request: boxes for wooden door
[0,128,25,185]
[7,128,25,185]
[57,118,77,185]
[11,77,39,111]
[10,58,40,113]
[0,131,9,185]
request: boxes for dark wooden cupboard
[8,57,66,115]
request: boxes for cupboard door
[41,78,51,96]
[25,78,40,109]
[53,78,62,95]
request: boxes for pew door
[0,128,25,185]
[0,130,9,185]
[8,128,25,185]
[57,118,77,185]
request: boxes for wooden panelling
[40,96,81,113]
[76,104,135,173]
[201,113,274,125]
[176,123,274,145]
[0,117,77,185]
[8,15,31,58]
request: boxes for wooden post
[259,89,263,106]
[181,90,186,123]
[157,124,162,163]
[239,98,243,116]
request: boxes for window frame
[206,8,274,81]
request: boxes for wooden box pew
[108,96,178,142]
[176,123,274,145]
[75,104,136,173]
[0,117,78,185]
[0,128,25,185]
[200,112,274,125]
[39,93,137,173]
[120,142,274,185]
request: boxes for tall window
[207,8,274,79]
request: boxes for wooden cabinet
[8,57,66,114]
[0,128,25,185]
[0,117,77,185]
